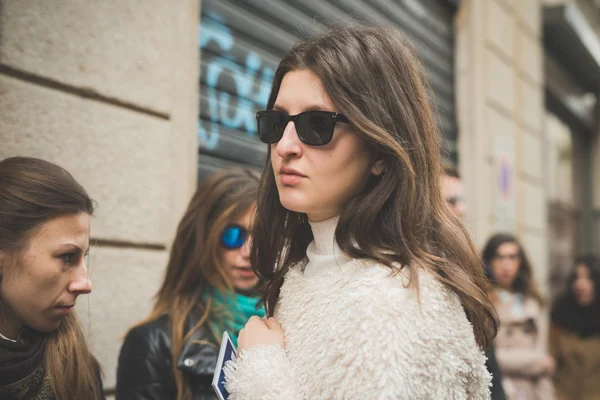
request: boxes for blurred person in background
[443,166,506,400]
[441,165,467,219]
[0,157,104,400]
[550,255,600,400]
[116,168,264,400]
[483,233,555,400]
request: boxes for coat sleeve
[224,344,300,400]
[548,323,562,366]
[224,272,491,400]
[495,305,549,377]
[115,326,175,400]
[494,347,545,376]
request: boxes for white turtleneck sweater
[224,217,491,400]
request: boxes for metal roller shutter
[198,0,457,181]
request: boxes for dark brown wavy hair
[0,156,101,400]
[482,233,544,305]
[251,24,498,350]
[551,255,600,336]
[132,168,259,400]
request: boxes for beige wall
[0,0,200,392]
[456,0,549,293]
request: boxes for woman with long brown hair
[483,233,555,400]
[223,24,497,399]
[550,255,600,400]
[116,168,264,400]
[0,156,104,400]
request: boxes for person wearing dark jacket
[485,346,507,400]
[116,169,265,400]
[443,166,507,400]
[550,256,600,400]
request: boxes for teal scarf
[205,287,265,347]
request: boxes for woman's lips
[280,173,304,185]
[234,266,255,278]
[279,166,306,186]
[55,305,74,315]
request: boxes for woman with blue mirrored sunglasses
[117,168,264,400]
[220,224,248,250]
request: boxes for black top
[552,297,600,338]
[486,345,507,400]
[116,313,219,400]
[0,329,105,400]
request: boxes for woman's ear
[371,159,387,176]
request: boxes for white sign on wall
[494,135,517,232]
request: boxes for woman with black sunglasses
[224,24,497,399]
[116,168,264,400]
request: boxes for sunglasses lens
[220,226,246,249]
[257,112,287,144]
[256,111,341,146]
[298,113,334,146]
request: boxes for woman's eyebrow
[272,104,332,113]
[303,105,331,112]
[56,243,84,253]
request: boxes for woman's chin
[279,195,310,214]
[233,278,260,292]
[26,319,62,334]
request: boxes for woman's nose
[68,266,92,295]
[240,236,252,258]
[275,121,302,159]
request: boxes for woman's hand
[238,316,284,353]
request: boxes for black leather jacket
[116,313,218,400]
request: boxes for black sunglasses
[220,225,248,250]
[256,110,350,146]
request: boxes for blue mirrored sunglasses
[220,225,248,250]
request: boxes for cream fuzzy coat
[224,218,491,399]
